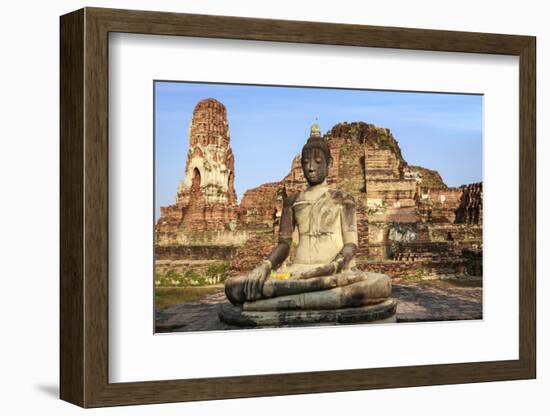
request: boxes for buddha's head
[301,123,332,186]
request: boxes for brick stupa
[155,98,239,245]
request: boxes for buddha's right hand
[244,260,271,301]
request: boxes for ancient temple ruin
[155,99,483,279]
[155,99,245,253]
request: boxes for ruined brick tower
[155,98,239,245]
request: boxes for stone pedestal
[219,298,397,327]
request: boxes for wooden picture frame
[60,7,536,408]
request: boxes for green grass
[155,286,223,310]
[155,261,230,287]
[402,269,428,282]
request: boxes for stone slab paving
[156,290,233,333]
[393,281,482,322]
[156,280,482,332]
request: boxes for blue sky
[155,81,482,220]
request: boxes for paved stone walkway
[156,290,234,332]
[393,281,482,322]
[156,280,482,333]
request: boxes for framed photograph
[60,7,536,408]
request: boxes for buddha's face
[301,147,330,186]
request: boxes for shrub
[206,262,229,282]
[155,263,231,287]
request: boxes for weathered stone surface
[218,299,397,327]
[261,271,386,299]
[225,271,390,305]
[242,275,392,311]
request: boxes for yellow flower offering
[270,272,291,280]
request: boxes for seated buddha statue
[221,124,395,324]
